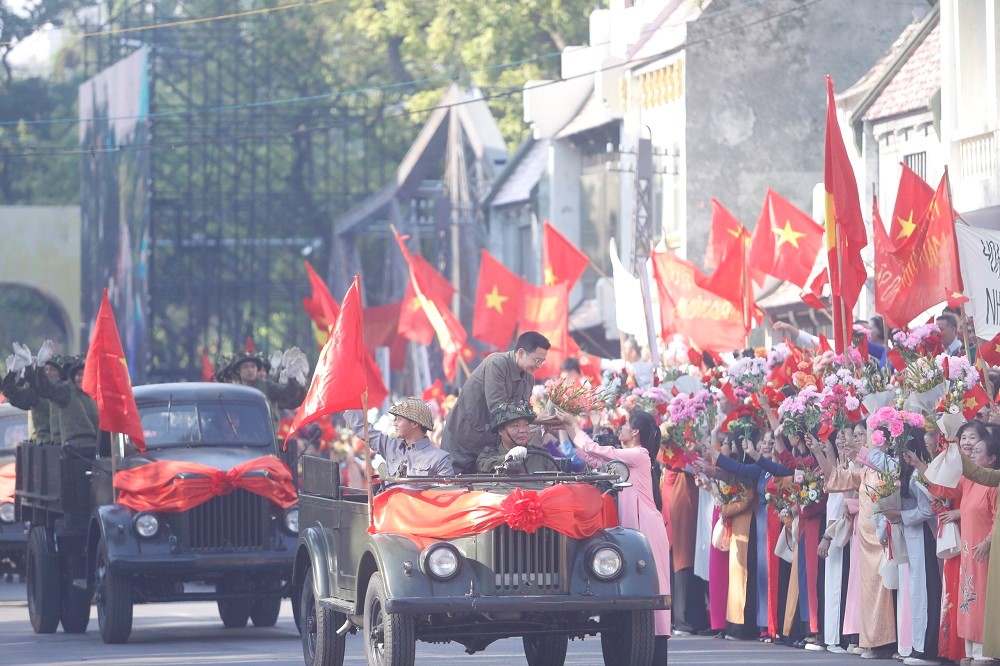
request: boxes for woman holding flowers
[554,407,672,663]
[697,418,791,642]
[811,408,920,659]
[910,434,999,662]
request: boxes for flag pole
[832,221,849,353]
[362,390,373,529]
[742,240,751,348]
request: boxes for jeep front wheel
[95,537,133,644]
[523,634,568,666]
[250,595,282,627]
[216,579,252,629]
[364,571,415,666]
[600,609,654,666]
[26,526,60,634]
[301,567,345,666]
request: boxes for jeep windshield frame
[135,399,274,449]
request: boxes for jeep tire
[301,567,345,666]
[217,579,252,628]
[523,633,569,666]
[95,537,133,644]
[364,571,415,666]
[600,609,655,666]
[26,526,60,634]
[250,595,282,627]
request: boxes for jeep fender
[294,526,336,600]
[86,504,140,581]
[572,527,663,597]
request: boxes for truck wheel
[301,567,345,666]
[364,571,415,666]
[291,583,303,634]
[95,537,133,644]
[26,526,60,634]
[216,579,252,628]
[60,583,92,634]
[250,595,282,627]
[523,634,568,666]
[600,610,654,666]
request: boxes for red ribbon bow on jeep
[113,455,297,513]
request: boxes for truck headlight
[587,544,625,581]
[283,507,299,533]
[133,512,160,538]
[0,502,14,523]
[420,543,461,581]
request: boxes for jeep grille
[491,525,566,595]
[188,489,267,551]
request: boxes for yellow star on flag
[543,267,556,286]
[965,396,979,410]
[895,210,916,240]
[726,226,743,239]
[772,220,807,250]
[409,296,422,312]
[484,285,508,313]
[929,199,941,219]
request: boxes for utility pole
[631,136,660,362]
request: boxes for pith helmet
[388,397,434,431]
[489,400,536,432]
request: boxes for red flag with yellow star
[542,220,589,289]
[945,287,969,311]
[695,200,757,327]
[962,384,991,420]
[748,189,824,288]
[518,281,570,379]
[472,250,522,349]
[874,169,962,328]
[397,252,456,346]
[978,331,1000,368]
[82,290,146,450]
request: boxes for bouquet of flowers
[790,467,825,507]
[725,356,769,400]
[860,359,894,399]
[712,479,753,509]
[720,402,766,441]
[541,376,612,415]
[868,406,926,455]
[777,386,823,437]
[892,323,945,362]
[934,354,978,437]
[764,476,798,522]
[625,385,672,416]
[899,356,946,395]
[818,369,863,436]
[662,389,716,448]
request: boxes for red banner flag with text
[824,76,869,352]
[651,250,748,353]
[394,232,471,381]
[472,250,523,349]
[518,281,570,379]
[874,170,962,328]
[286,276,368,447]
[749,189,824,288]
[542,220,589,289]
[82,290,146,450]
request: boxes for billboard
[79,47,149,380]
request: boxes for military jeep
[292,455,670,666]
[16,383,299,643]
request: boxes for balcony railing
[960,131,997,181]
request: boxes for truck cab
[292,456,670,666]
[16,382,298,643]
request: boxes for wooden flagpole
[832,220,850,353]
[362,390,374,529]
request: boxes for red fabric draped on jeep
[369,483,618,539]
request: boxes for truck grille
[491,525,566,595]
[187,489,267,552]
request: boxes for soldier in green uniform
[476,400,559,474]
[33,355,98,448]
[4,342,59,443]
[227,348,308,427]
[3,352,40,440]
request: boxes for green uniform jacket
[34,368,98,446]
[2,370,49,441]
[442,351,534,473]
[476,443,559,474]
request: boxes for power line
[0,0,769,129]
[1,0,825,158]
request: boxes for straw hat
[389,397,434,431]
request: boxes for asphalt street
[0,580,869,665]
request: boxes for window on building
[903,152,926,181]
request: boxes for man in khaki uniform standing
[441,331,550,474]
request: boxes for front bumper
[376,593,671,615]
[110,551,294,576]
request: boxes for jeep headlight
[0,502,15,523]
[283,507,299,533]
[420,543,461,581]
[588,544,625,581]
[133,512,160,538]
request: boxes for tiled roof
[841,20,924,100]
[863,24,940,121]
[490,139,550,208]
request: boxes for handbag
[773,517,798,563]
[936,521,961,559]
[878,552,899,590]
[711,517,732,552]
[824,515,852,549]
